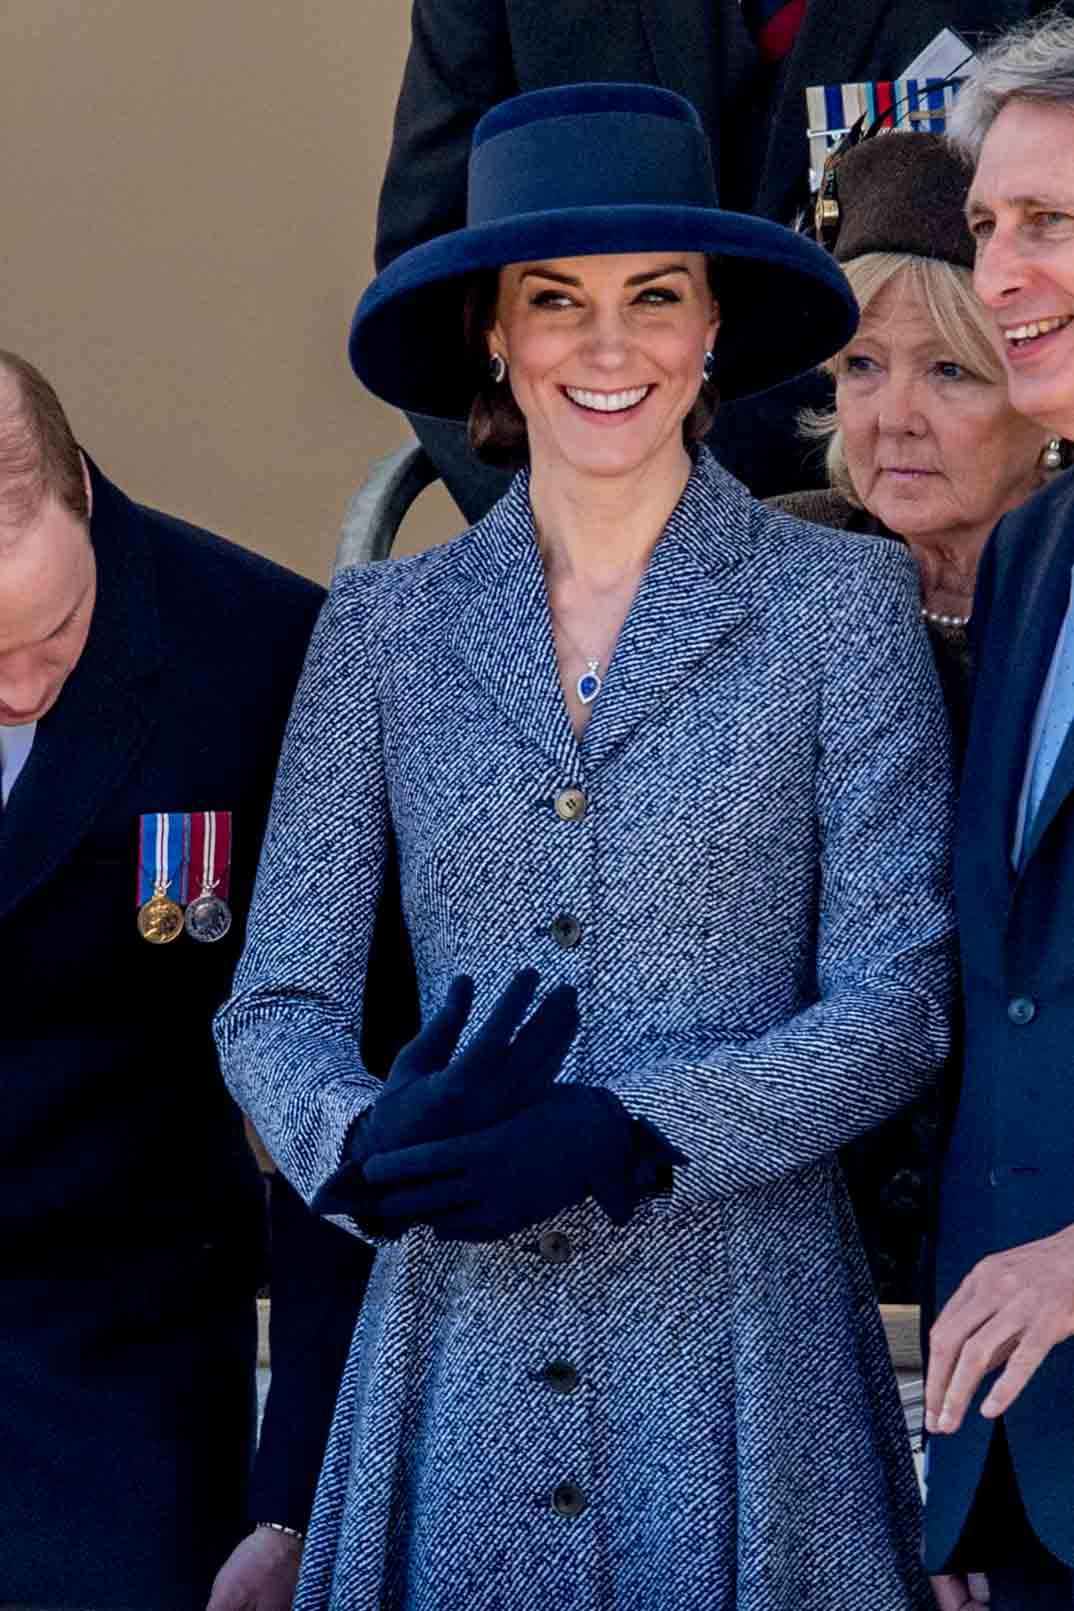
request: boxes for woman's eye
[933,360,969,381]
[1032,211,1070,230]
[841,353,877,375]
[636,286,679,304]
[969,217,995,241]
[530,289,575,308]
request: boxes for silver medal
[184,891,233,943]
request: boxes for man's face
[0,492,96,726]
[967,98,1074,439]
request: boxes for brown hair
[0,351,88,528]
[463,263,720,465]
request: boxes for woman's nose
[580,309,629,369]
[876,372,927,435]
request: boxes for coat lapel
[581,458,753,771]
[0,462,163,922]
[448,456,753,780]
[449,475,579,778]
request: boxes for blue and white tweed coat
[217,449,955,1611]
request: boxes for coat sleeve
[374,0,517,270]
[213,570,391,1211]
[608,540,958,1205]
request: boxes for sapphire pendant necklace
[577,660,603,704]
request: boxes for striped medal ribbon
[136,812,187,944]
[184,810,233,943]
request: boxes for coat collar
[0,459,163,921]
[449,449,754,775]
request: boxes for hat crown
[466,82,718,227]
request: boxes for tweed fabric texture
[216,448,955,1611]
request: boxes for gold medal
[137,890,185,944]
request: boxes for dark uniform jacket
[373,0,1060,518]
[924,468,1074,1571]
[0,462,373,1609]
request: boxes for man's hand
[930,1571,990,1607]
[205,1526,302,1611]
[925,1224,1074,1435]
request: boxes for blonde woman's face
[835,274,1046,552]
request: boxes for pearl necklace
[921,606,971,628]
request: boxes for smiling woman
[216,82,955,1611]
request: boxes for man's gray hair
[949,11,1074,158]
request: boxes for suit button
[1007,995,1037,1025]
[550,914,582,949]
[538,1230,572,1264]
[554,787,587,822]
[551,1480,587,1518]
[543,1360,580,1394]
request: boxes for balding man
[0,352,379,1611]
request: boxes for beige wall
[0,0,459,581]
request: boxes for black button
[551,1481,587,1518]
[543,1360,580,1394]
[1007,995,1037,1025]
[554,788,587,822]
[538,1230,572,1265]
[550,914,582,949]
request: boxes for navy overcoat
[218,450,956,1611]
[0,463,371,1608]
[924,468,1074,1571]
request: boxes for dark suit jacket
[373,0,1058,518]
[924,468,1074,1572]
[0,463,373,1609]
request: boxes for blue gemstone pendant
[577,660,603,705]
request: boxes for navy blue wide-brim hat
[350,83,858,418]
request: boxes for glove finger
[391,975,475,1088]
[363,1134,484,1185]
[370,1176,477,1220]
[439,969,540,1095]
[310,1163,366,1218]
[501,985,580,1109]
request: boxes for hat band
[467,111,718,226]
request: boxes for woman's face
[489,251,719,485]
[835,273,1045,552]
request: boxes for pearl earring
[1044,438,1063,471]
[489,353,507,384]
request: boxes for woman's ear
[707,300,721,354]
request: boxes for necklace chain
[921,605,971,628]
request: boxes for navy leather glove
[362,1084,686,1242]
[311,969,578,1219]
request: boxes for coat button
[1007,995,1037,1025]
[543,1360,580,1394]
[551,1481,587,1518]
[554,788,587,822]
[550,914,582,949]
[538,1230,572,1264]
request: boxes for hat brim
[350,205,858,416]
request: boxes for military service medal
[184,810,233,943]
[137,813,186,944]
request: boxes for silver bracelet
[256,1520,304,1542]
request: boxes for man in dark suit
[373,0,1060,520]
[0,351,375,1610]
[921,17,1074,1609]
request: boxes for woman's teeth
[564,385,650,412]
[1005,315,1072,345]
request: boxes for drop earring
[489,353,507,384]
[1044,438,1063,471]
[702,350,715,383]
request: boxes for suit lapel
[756,4,886,220]
[0,462,163,922]
[638,0,722,177]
